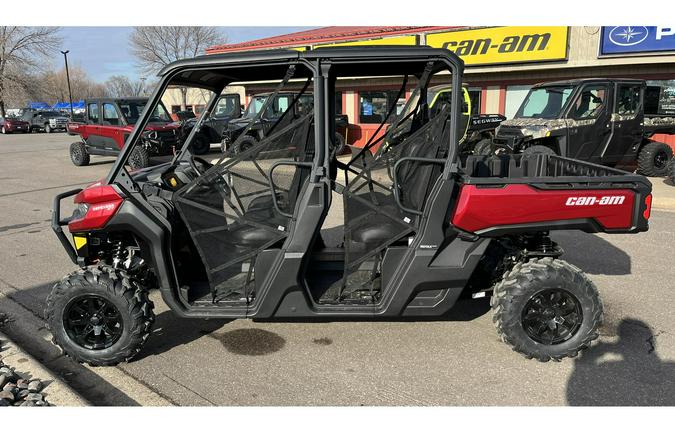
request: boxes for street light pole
[140,77,147,95]
[60,50,74,117]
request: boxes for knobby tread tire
[637,141,673,177]
[490,257,603,362]
[45,266,155,366]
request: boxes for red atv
[47,47,652,366]
[67,97,181,169]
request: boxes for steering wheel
[187,155,213,176]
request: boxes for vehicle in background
[493,78,675,176]
[427,84,506,154]
[221,91,348,156]
[0,116,30,134]
[177,93,242,155]
[20,109,69,133]
[66,97,181,169]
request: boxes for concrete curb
[0,331,89,406]
[648,177,675,211]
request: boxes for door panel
[565,84,612,163]
[173,112,318,304]
[603,83,644,162]
[97,103,124,150]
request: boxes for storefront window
[335,92,343,115]
[646,80,675,115]
[359,90,400,124]
[468,89,481,116]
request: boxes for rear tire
[69,142,90,166]
[473,137,493,155]
[231,135,256,154]
[522,145,556,157]
[637,141,673,177]
[45,266,155,366]
[128,146,150,169]
[1,126,6,134]
[491,257,603,362]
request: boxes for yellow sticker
[73,236,87,250]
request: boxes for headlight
[70,203,89,221]
[145,130,158,141]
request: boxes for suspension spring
[111,241,124,268]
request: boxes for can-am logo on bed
[565,196,626,206]
[601,26,675,55]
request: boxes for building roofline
[206,26,462,54]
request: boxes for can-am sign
[601,26,675,55]
[426,26,568,66]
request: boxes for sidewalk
[650,177,675,211]
[0,329,89,406]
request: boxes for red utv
[47,47,652,366]
[67,97,181,169]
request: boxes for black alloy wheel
[654,150,669,171]
[64,295,124,350]
[521,288,582,345]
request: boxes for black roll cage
[105,47,464,188]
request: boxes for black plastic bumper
[51,188,83,264]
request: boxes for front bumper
[52,188,83,265]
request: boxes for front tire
[522,145,556,157]
[668,159,675,184]
[69,142,90,166]
[45,266,155,366]
[1,126,6,134]
[231,135,256,154]
[473,137,493,155]
[638,141,673,177]
[190,133,211,155]
[44,124,52,133]
[128,146,150,169]
[491,258,603,362]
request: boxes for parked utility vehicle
[177,93,242,155]
[20,109,68,133]
[67,97,181,169]
[493,79,675,176]
[47,47,652,366]
[221,91,349,155]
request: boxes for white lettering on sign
[656,27,675,40]
[565,196,626,206]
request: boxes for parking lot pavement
[1,132,674,406]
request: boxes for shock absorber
[111,240,124,269]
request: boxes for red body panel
[68,184,124,232]
[451,184,636,233]
[68,122,179,149]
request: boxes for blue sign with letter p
[601,26,675,55]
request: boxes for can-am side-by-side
[47,47,652,366]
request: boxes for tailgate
[451,182,652,236]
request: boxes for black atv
[48,47,652,366]
[176,94,242,155]
[221,91,348,156]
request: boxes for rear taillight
[68,185,123,232]
[643,194,652,220]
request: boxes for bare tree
[0,26,61,116]
[129,27,226,110]
[41,66,106,104]
[104,75,145,98]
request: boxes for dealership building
[173,26,675,148]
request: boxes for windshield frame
[514,85,576,120]
[118,99,173,126]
